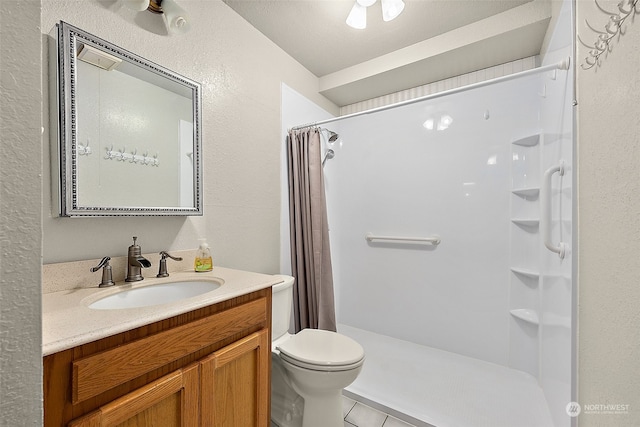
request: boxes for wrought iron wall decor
[578,0,639,70]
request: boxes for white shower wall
[325,74,550,366]
[537,2,575,422]
[280,15,574,423]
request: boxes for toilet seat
[272,332,293,351]
[276,329,365,372]
[279,352,364,372]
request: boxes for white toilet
[271,275,365,427]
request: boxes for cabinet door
[68,363,199,427]
[200,330,270,427]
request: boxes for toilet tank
[271,275,295,341]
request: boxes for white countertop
[43,267,281,356]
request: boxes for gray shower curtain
[287,128,337,332]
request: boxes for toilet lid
[276,329,364,367]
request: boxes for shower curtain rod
[290,57,571,131]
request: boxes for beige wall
[41,0,338,270]
[576,1,640,426]
[0,1,43,425]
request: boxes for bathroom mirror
[50,21,202,216]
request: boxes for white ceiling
[223,0,552,106]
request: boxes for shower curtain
[286,128,336,332]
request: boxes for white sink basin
[88,280,222,310]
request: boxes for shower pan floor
[338,324,554,427]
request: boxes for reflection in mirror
[50,21,202,216]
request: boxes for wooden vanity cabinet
[44,288,272,427]
[67,362,200,426]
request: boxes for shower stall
[313,61,574,427]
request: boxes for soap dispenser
[194,238,213,272]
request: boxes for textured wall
[576,1,640,425]
[41,0,338,271]
[0,1,43,425]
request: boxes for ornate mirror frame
[50,21,203,216]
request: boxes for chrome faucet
[125,236,151,282]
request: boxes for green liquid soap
[194,256,213,272]
[194,239,213,272]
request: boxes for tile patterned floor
[270,394,416,427]
[343,396,415,427]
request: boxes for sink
[88,280,222,310]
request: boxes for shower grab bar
[540,161,566,259]
[365,233,441,245]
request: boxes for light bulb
[161,0,191,34]
[346,2,367,29]
[381,0,405,21]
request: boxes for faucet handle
[90,256,115,288]
[157,251,183,278]
[160,251,183,261]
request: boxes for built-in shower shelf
[510,309,539,325]
[511,187,540,198]
[511,218,539,228]
[510,267,540,279]
[511,134,540,147]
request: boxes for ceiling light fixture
[381,0,405,21]
[346,2,367,29]
[346,0,405,29]
[123,0,191,34]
